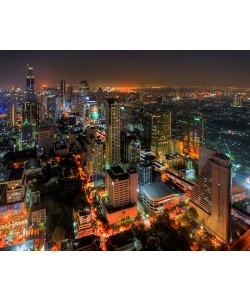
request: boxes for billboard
[90,105,100,120]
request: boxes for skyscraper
[79,80,90,96]
[183,114,204,159]
[26,66,35,101]
[151,112,172,159]
[60,80,66,111]
[60,80,66,98]
[96,86,104,108]
[105,98,121,168]
[23,66,39,132]
[190,148,232,243]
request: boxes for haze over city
[1,51,250,87]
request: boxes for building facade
[190,149,232,243]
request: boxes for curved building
[142,181,182,213]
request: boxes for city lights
[0,51,250,251]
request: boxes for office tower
[183,114,205,159]
[38,94,49,123]
[86,127,104,180]
[60,80,66,98]
[21,123,33,149]
[23,66,39,132]
[67,86,74,99]
[141,113,152,152]
[151,112,172,158]
[137,157,154,194]
[96,86,104,108]
[198,146,216,175]
[105,166,138,208]
[100,102,106,122]
[59,80,66,111]
[105,98,121,168]
[55,97,62,120]
[190,149,232,243]
[79,80,90,95]
[128,168,138,203]
[38,125,55,153]
[128,139,141,166]
[7,103,17,127]
[232,95,244,107]
[26,66,35,101]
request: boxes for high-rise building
[105,166,138,208]
[59,80,66,110]
[105,98,121,168]
[86,127,104,180]
[232,95,244,107]
[183,114,205,159]
[60,80,66,98]
[38,125,55,154]
[26,66,35,101]
[128,139,141,166]
[79,80,90,96]
[137,156,154,195]
[23,66,39,133]
[21,123,33,149]
[141,113,152,152]
[7,103,18,127]
[67,86,74,99]
[96,87,104,108]
[190,148,232,243]
[151,112,172,158]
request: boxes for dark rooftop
[8,168,24,181]
[38,125,51,131]
[107,98,119,105]
[214,152,230,161]
[106,166,129,182]
[109,229,135,250]
[73,235,101,251]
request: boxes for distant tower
[232,95,244,107]
[151,112,172,158]
[59,80,65,110]
[105,98,121,168]
[96,87,104,109]
[79,80,90,96]
[26,65,35,101]
[23,65,39,133]
[183,114,204,159]
[60,80,66,98]
[190,148,232,243]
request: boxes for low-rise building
[73,206,93,239]
[142,181,184,213]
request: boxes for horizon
[1,50,250,88]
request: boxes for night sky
[1,50,250,87]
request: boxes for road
[229,229,250,251]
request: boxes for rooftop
[143,181,177,199]
[214,152,230,161]
[38,125,51,131]
[109,229,135,250]
[106,166,129,182]
[8,168,24,181]
[73,235,101,251]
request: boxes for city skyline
[2,50,250,87]
[1,53,250,252]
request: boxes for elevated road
[229,229,250,251]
